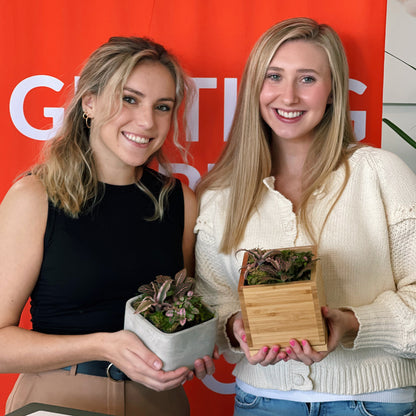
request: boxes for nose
[281,81,299,105]
[135,105,154,130]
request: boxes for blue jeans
[234,385,415,416]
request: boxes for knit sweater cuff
[216,309,244,363]
[349,302,401,350]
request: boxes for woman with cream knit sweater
[195,18,416,416]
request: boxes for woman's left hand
[285,306,359,365]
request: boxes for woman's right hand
[227,312,287,366]
[103,330,193,391]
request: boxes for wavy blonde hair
[32,37,193,219]
[196,17,359,253]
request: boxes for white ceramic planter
[124,296,218,371]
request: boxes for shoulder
[349,146,416,218]
[199,187,230,214]
[194,187,230,235]
[0,175,48,239]
[181,182,196,205]
[1,175,48,212]
[350,146,415,180]
[181,182,197,219]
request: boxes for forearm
[0,326,110,373]
[195,231,244,364]
[348,218,416,356]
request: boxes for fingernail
[272,346,279,353]
[153,360,162,370]
[302,340,307,346]
[262,346,269,353]
[286,347,292,354]
[289,340,295,347]
[241,334,246,343]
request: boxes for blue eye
[156,104,172,112]
[302,76,316,83]
[123,96,136,104]
[266,73,281,81]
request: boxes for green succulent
[238,248,318,285]
[132,269,214,333]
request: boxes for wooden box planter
[124,297,218,371]
[238,245,327,354]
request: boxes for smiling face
[259,39,333,147]
[83,60,176,183]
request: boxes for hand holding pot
[103,330,192,391]
[227,312,287,366]
[193,347,220,379]
[284,306,359,366]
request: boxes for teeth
[277,110,303,119]
[124,133,150,144]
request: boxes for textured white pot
[124,296,218,371]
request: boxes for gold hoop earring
[83,112,92,129]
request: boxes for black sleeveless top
[30,168,184,335]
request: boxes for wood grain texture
[238,246,328,354]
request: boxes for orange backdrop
[0,0,386,414]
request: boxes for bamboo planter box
[238,245,327,354]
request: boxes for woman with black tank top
[0,37,215,416]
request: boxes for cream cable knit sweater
[195,146,416,394]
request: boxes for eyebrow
[266,66,320,74]
[123,86,176,102]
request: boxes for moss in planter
[239,248,317,285]
[132,269,214,334]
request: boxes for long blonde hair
[196,17,358,253]
[32,37,193,219]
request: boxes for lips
[275,109,304,119]
[123,132,152,144]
